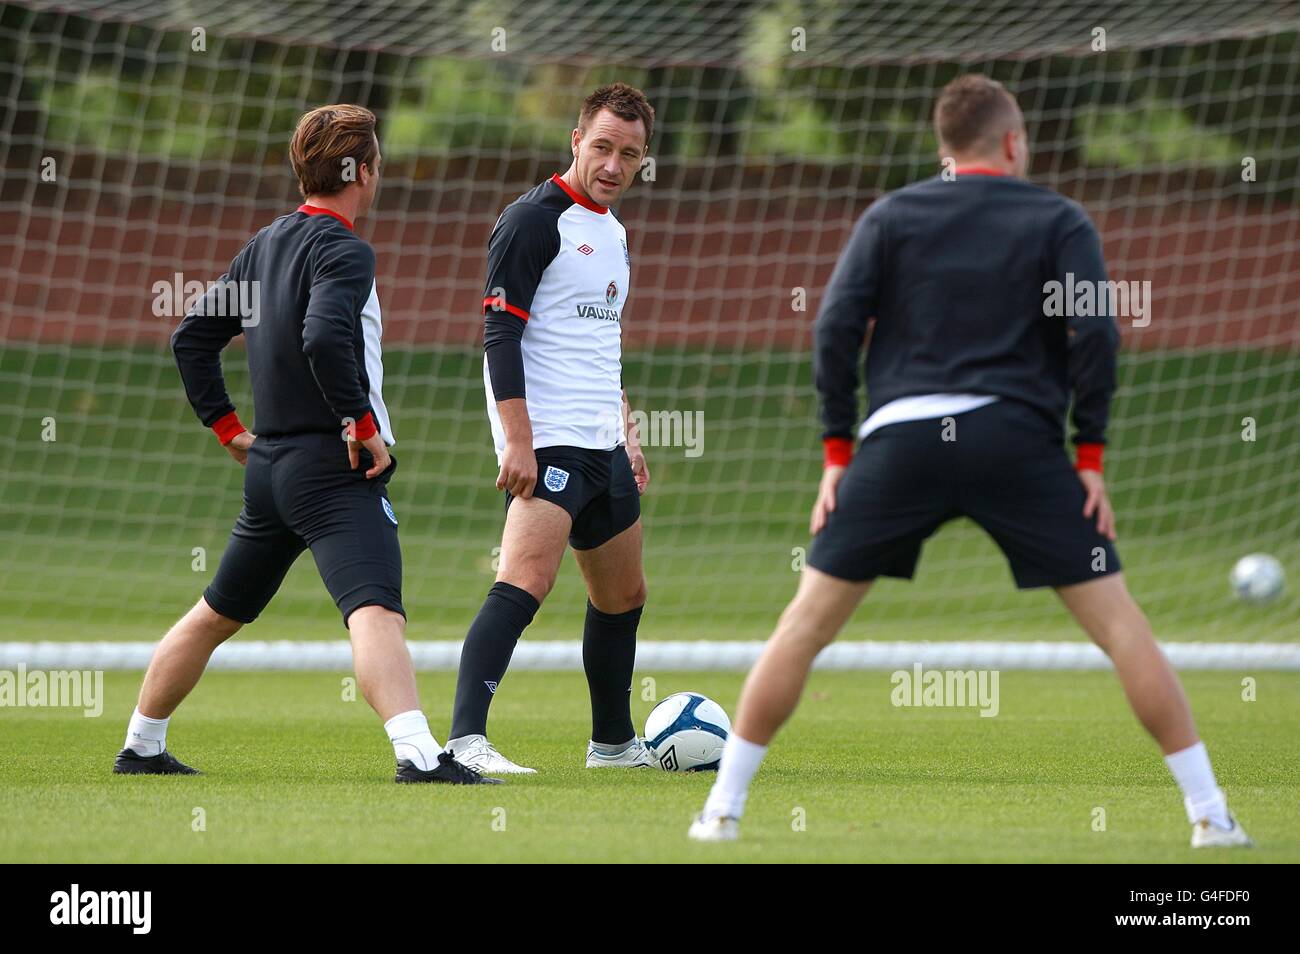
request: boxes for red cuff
[1075,442,1104,473]
[823,437,853,468]
[211,411,246,446]
[349,412,378,442]
[483,296,529,321]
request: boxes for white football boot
[1191,813,1254,848]
[446,735,536,775]
[688,814,739,842]
[585,737,655,768]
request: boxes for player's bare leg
[447,496,571,773]
[1056,574,1195,753]
[575,518,646,614]
[113,598,241,775]
[346,605,419,720]
[574,518,651,766]
[691,568,869,839]
[342,604,491,784]
[1057,573,1251,846]
[135,597,242,720]
[733,568,870,744]
[496,495,572,601]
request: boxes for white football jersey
[481,174,631,458]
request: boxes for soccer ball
[1230,553,1285,604]
[644,692,730,771]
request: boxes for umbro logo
[577,244,594,255]
[484,681,498,694]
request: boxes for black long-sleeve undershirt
[484,312,527,401]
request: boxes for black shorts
[506,445,641,550]
[808,399,1121,589]
[203,433,404,627]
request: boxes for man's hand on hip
[811,465,846,535]
[225,431,256,467]
[1078,468,1117,540]
[349,431,391,478]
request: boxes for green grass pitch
[3,670,1297,863]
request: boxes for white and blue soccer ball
[644,692,730,772]
[1230,553,1285,604]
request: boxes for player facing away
[115,105,496,785]
[446,84,656,774]
[691,75,1252,847]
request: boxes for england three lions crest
[543,466,570,492]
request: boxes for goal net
[2,0,1297,657]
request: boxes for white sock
[384,710,444,771]
[1164,741,1230,827]
[124,707,169,757]
[702,734,768,821]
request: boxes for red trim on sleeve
[952,166,1007,177]
[823,437,853,468]
[549,173,608,214]
[483,296,529,321]
[297,203,355,230]
[212,411,246,446]
[350,412,378,442]
[1075,443,1104,473]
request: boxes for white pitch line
[1,641,1297,670]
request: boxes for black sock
[449,581,539,740]
[583,600,642,745]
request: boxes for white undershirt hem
[857,393,999,441]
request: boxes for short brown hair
[934,75,1022,155]
[578,82,655,150]
[289,104,378,199]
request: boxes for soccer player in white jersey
[446,84,657,774]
